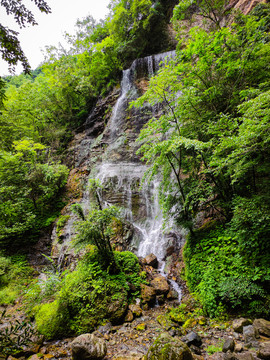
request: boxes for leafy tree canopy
[0,0,51,73]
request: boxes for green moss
[169,304,188,324]
[56,215,70,237]
[35,299,70,339]
[136,323,146,331]
[156,314,174,331]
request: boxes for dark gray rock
[223,351,235,360]
[253,319,270,338]
[144,253,158,268]
[233,319,253,333]
[182,331,202,347]
[223,338,235,353]
[234,351,254,360]
[97,322,112,335]
[208,352,224,360]
[243,325,259,348]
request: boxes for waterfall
[109,69,135,140]
[52,50,183,300]
[130,50,176,80]
[93,49,183,301]
[107,50,176,144]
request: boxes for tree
[72,180,121,273]
[0,140,68,247]
[133,13,270,231]
[0,0,51,73]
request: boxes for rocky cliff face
[51,51,185,276]
[229,0,267,14]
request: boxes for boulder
[235,343,243,353]
[107,299,128,324]
[243,325,259,347]
[182,331,202,347]
[222,338,235,353]
[157,294,166,305]
[129,304,142,317]
[208,353,224,360]
[71,334,107,360]
[253,319,270,338]
[125,310,134,322]
[167,288,179,300]
[141,284,156,305]
[146,332,193,360]
[97,322,112,335]
[257,341,270,359]
[233,319,252,333]
[150,276,170,295]
[144,254,158,268]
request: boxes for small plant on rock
[0,310,37,357]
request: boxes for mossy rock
[146,333,193,360]
[156,314,175,331]
[35,300,71,340]
[169,308,188,324]
[183,318,197,330]
[136,323,146,331]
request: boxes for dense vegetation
[0,0,270,346]
[0,0,176,248]
[133,4,270,317]
[27,248,143,339]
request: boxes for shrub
[184,224,270,318]
[0,254,33,305]
[0,310,37,356]
[33,248,143,338]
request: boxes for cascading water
[94,162,183,302]
[52,50,183,300]
[92,50,183,301]
[109,69,136,139]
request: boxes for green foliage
[184,226,270,318]
[0,310,37,357]
[168,304,188,323]
[0,1,51,73]
[0,140,68,248]
[205,341,224,355]
[0,254,33,305]
[74,203,121,273]
[33,248,142,339]
[56,215,70,237]
[108,0,172,62]
[133,11,270,232]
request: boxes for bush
[0,310,37,356]
[0,254,33,305]
[33,248,143,339]
[184,224,270,318]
